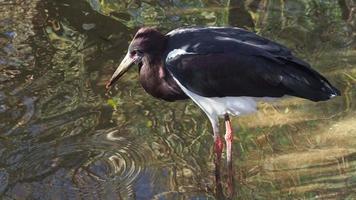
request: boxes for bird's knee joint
[225,133,233,142]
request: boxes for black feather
[164,27,340,101]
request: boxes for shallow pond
[0,0,355,199]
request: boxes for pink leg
[214,133,224,195]
[209,116,224,197]
[224,114,233,166]
[214,135,224,163]
[224,114,235,197]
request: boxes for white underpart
[172,76,262,130]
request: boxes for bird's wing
[166,27,292,57]
[164,27,339,101]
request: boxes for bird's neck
[139,57,187,101]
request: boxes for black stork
[106,27,340,195]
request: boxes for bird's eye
[131,49,143,55]
[135,50,143,55]
[130,49,143,57]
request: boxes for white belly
[172,77,262,119]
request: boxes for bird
[106,26,340,196]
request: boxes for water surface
[0,0,355,199]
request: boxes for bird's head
[106,27,166,89]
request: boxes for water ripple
[5,128,150,199]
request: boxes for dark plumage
[164,27,340,101]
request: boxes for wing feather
[164,27,340,101]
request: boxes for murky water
[0,0,355,199]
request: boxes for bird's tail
[281,61,341,102]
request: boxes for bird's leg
[214,131,224,178]
[224,114,233,168]
[210,118,224,196]
[224,114,235,197]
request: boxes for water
[0,0,355,199]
